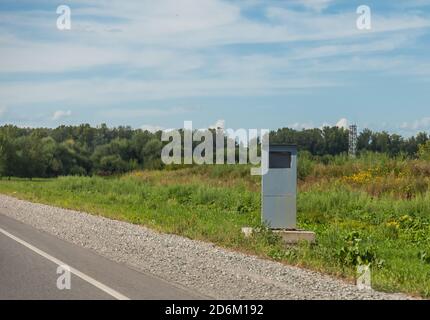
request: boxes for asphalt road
[0,213,203,300]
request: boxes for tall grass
[0,153,429,297]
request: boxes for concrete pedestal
[241,227,315,245]
[272,229,315,244]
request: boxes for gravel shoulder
[0,194,413,300]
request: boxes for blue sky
[0,0,429,136]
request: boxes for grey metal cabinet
[262,145,297,229]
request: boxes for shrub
[418,141,430,160]
[298,151,315,180]
[336,231,382,267]
[98,155,129,175]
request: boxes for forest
[0,123,429,178]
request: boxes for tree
[130,130,153,163]
[418,141,430,160]
[357,129,372,152]
[1,123,427,178]
[416,132,429,146]
[143,139,163,169]
[388,134,404,157]
[98,155,129,175]
[371,131,390,153]
[41,136,62,177]
[14,135,48,179]
[322,126,348,155]
[0,130,17,179]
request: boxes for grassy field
[1,153,429,297]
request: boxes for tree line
[0,124,428,178]
[270,127,429,157]
[0,124,163,178]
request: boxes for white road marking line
[0,227,130,300]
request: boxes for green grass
[0,162,429,298]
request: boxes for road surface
[0,213,203,300]
[0,194,412,300]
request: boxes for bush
[418,141,430,160]
[69,165,87,176]
[298,151,314,180]
[98,155,129,174]
[336,231,382,267]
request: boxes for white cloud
[141,124,164,132]
[288,122,314,130]
[52,110,72,120]
[400,117,430,130]
[0,44,127,73]
[292,0,335,12]
[336,118,349,129]
[102,106,199,120]
[313,118,349,130]
[0,42,203,74]
[0,77,336,108]
[287,119,351,130]
[0,0,429,128]
[209,119,225,130]
[290,34,412,61]
[1,1,429,75]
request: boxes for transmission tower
[349,124,357,158]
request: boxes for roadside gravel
[0,194,413,300]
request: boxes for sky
[0,0,429,136]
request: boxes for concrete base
[241,227,316,245]
[273,229,316,244]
